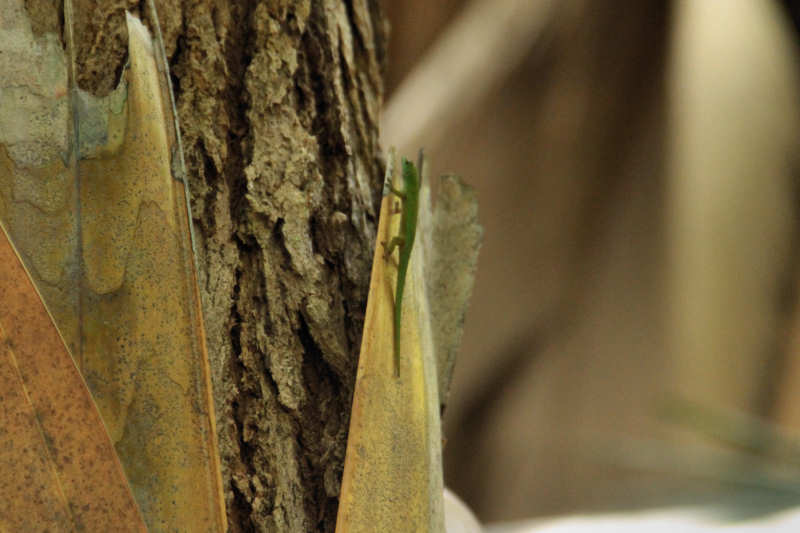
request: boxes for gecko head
[400,157,421,193]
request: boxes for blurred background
[380,0,800,526]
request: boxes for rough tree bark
[65,0,388,531]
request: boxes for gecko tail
[394,281,403,378]
[394,329,401,378]
[393,271,406,378]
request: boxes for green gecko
[383,153,422,377]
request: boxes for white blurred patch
[486,507,800,533]
[446,488,483,533]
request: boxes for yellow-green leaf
[336,150,445,532]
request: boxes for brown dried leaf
[0,4,226,531]
[0,223,147,532]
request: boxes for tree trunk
[67,1,387,531]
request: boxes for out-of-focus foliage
[384,0,800,522]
